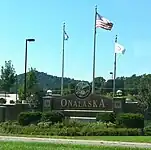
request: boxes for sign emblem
[74,81,91,99]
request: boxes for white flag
[115,43,125,54]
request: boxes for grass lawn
[0,142,148,150]
[1,134,151,143]
[65,136,151,143]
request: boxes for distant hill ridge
[16,71,147,96]
[17,71,81,90]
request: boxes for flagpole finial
[115,35,117,43]
[95,5,97,11]
[63,22,65,30]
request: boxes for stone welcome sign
[43,81,113,112]
[51,94,113,111]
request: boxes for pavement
[0,136,151,148]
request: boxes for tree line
[0,60,151,113]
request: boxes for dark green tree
[94,77,106,88]
[26,67,38,96]
[94,77,106,94]
[0,60,16,93]
[18,67,44,111]
[18,67,38,100]
[135,74,151,115]
[124,74,140,95]
[18,85,24,101]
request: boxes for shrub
[10,100,15,104]
[96,112,116,124]
[16,100,22,103]
[145,126,151,135]
[81,127,139,136]
[146,112,151,120]
[41,111,65,124]
[0,123,140,136]
[116,113,144,128]
[0,98,6,104]
[37,122,52,128]
[18,112,42,126]
[63,119,86,128]
[0,121,19,126]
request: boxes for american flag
[96,13,113,30]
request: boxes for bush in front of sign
[144,125,151,135]
[96,112,116,126]
[116,113,144,128]
[18,111,65,126]
[63,119,86,128]
[18,112,42,126]
[0,98,6,104]
[0,122,140,136]
[41,111,65,124]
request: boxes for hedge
[18,112,42,126]
[18,111,65,126]
[144,125,151,135]
[0,123,140,136]
[41,111,65,123]
[96,112,116,124]
[116,113,144,128]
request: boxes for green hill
[17,71,81,91]
[15,71,147,96]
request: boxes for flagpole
[92,6,97,94]
[61,23,65,96]
[113,35,117,97]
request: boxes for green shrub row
[0,122,140,136]
[18,111,144,129]
[96,112,144,128]
[18,111,65,126]
[144,126,151,135]
[116,113,144,128]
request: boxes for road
[0,136,151,148]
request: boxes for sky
[0,0,151,81]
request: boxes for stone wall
[0,103,29,122]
